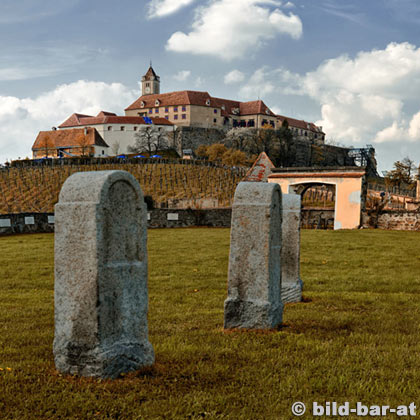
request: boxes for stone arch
[268,168,366,230]
[289,181,336,229]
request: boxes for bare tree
[128,126,169,155]
[111,141,120,155]
[39,134,55,158]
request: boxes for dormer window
[265,109,270,115]
[155,99,160,106]
[206,99,211,106]
[140,101,145,108]
[221,105,226,111]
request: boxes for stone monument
[281,193,303,303]
[54,170,154,378]
[224,182,283,329]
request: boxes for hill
[0,160,246,214]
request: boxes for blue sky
[1,0,420,171]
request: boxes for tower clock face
[145,86,150,94]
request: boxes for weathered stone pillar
[54,171,154,378]
[224,182,283,329]
[281,193,303,303]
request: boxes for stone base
[54,340,155,379]
[223,298,283,329]
[281,280,303,304]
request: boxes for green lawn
[1,229,420,419]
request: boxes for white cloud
[238,66,302,99]
[173,70,192,81]
[147,0,196,18]
[299,42,420,144]
[0,81,136,162]
[224,70,245,84]
[166,0,303,60]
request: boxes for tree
[221,149,247,166]
[128,126,169,155]
[385,157,417,192]
[206,143,227,162]
[111,141,120,155]
[39,135,55,158]
[77,132,91,157]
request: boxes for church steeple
[141,64,160,96]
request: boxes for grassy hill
[0,161,246,213]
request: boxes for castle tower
[141,64,160,96]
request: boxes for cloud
[299,42,420,144]
[238,66,302,99]
[147,0,196,18]
[173,70,192,81]
[0,81,136,161]
[166,0,303,60]
[224,70,245,84]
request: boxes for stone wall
[0,208,339,234]
[0,213,54,235]
[173,127,227,156]
[362,210,420,231]
[0,209,232,235]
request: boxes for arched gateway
[268,167,366,230]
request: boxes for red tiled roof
[277,115,324,134]
[32,128,109,150]
[126,91,276,118]
[58,111,173,128]
[244,152,275,182]
[240,100,276,117]
[125,90,218,111]
[212,97,241,117]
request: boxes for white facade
[60,123,175,155]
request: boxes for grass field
[1,229,420,419]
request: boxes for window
[134,127,138,131]
[174,115,178,120]
[206,99,211,106]
[213,118,217,123]
[155,100,160,106]
[174,106,178,112]
[155,108,159,113]
[182,114,186,119]
[214,109,217,114]
[148,109,153,114]
[102,150,105,155]
[165,107,169,113]
[107,126,112,131]
[182,106,186,112]
[165,116,169,120]
[120,126,125,131]
[146,83,150,87]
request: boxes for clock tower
[141,64,160,96]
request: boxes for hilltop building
[32,111,173,158]
[125,65,325,143]
[33,127,108,158]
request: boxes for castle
[32,64,325,158]
[126,65,325,143]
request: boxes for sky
[1,0,420,172]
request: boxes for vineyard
[0,161,247,214]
